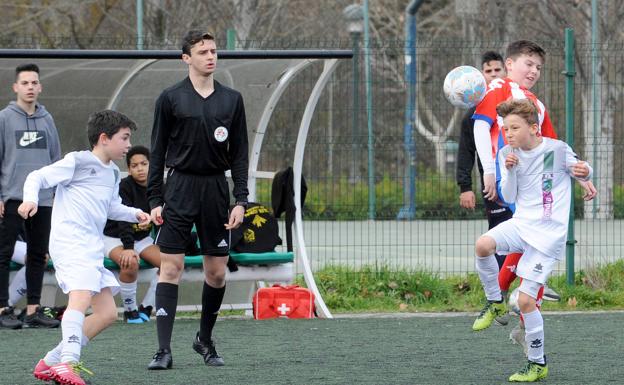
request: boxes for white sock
[475,254,502,301]
[8,266,27,306]
[44,341,63,365]
[522,309,545,364]
[44,334,89,366]
[60,310,85,363]
[141,269,158,308]
[120,280,138,312]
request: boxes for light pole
[343,4,363,184]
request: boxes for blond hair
[496,99,539,126]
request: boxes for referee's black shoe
[192,332,225,366]
[147,349,172,370]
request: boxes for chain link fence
[0,35,621,276]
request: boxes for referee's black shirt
[148,78,249,209]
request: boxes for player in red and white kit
[470,40,597,339]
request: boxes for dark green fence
[0,35,620,276]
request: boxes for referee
[147,30,248,370]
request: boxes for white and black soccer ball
[443,65,487,109]
[508,287,521,315]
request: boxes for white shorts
[484,220,557,284]
[53,258,120,296]
[103,235,154,257]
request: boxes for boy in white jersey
[474,99,593,382]
[19,110,151,385]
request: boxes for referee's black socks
[199,282,225,343]
[155,282,178,351]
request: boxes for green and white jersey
[497,138,592,259]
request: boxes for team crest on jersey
[214,126,228,142]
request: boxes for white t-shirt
[23,151,141,263]
[496,137,592,259]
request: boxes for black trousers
[0,200,51,307]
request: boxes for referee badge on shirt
[214,126,228,142]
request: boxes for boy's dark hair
[496,99,539,126]
[481,51,503,66]
[506,40,546,63]
[87,110,137,148]
[182,30,215,56]
[15,63,40,80]
[126,145,150,167]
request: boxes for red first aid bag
[252,284,316,319]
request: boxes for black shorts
[482,195,513,230]
[155,170,229,256]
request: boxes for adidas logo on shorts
[218,239,228,247]
[155,308,168,317]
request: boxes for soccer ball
[508,287,521,315]
[443,65,487,109]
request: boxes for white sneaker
[542,285,561,302]
[509,323,528,356]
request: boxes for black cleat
[23,306,61,328]
[148,349,172,370]
[192,332,225,366]
[0,306,23,329]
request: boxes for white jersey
[23,151,141,264]
[497,138,592,259]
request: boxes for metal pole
[350,31,361,183]
[397,0,424,220]
[226,28,237,50]
[363,0,375,219]
[591,0,598,216]
[564,28,576,286]
[136,0,143,50]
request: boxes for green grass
[4,314,623,385]
[297,260,624,313]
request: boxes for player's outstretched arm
[564,145,596,201]
[22,153,78,205]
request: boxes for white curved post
[292,59,339,318]
[248,59,316,200]
[106,59,158,110]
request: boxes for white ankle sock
[60,310,85,363]
[141,269,158,308]
[522,309,545,364]
[8,266,27,306]
[475,254,502,301]
[120,280,138,312]
[44,334,89,366]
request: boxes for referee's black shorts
[155,169,230,256]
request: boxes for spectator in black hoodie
[103,145,160,323]
[456,52,510,266]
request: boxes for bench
[9,251,295,312]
